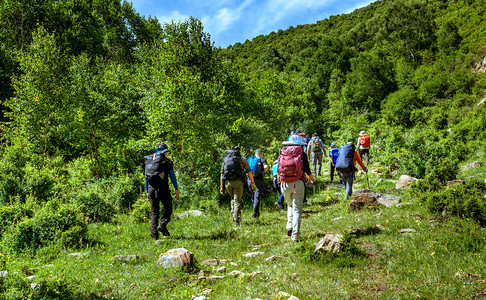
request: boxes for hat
[331,142,336,147]
[360,131,366,135]
[283,134,304,146]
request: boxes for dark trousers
[148,186,172,239]
[248,178,265,218]
[359,148,370,165]
[274,178,285,210]
[330,163,343,184]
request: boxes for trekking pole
[366,171,370,189]
[332,182,344,205]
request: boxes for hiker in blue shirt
[145,142,179,240]
[328,142,341,184]
[247,149,269,218]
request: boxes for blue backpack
[335,143,356,174]
[248,156,263,176]
[272,160,279,178]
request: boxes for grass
[1,164,485,299]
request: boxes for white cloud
[156,10,190,25]
[344,0,377,14]
[203,0,254,35]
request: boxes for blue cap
[331,142,336,147]
[283,134,304,146]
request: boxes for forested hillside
[0,0,485,298]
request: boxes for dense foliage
[0,0,485,256]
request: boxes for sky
[128,0,377,48]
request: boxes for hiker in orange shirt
[336,142,367,201]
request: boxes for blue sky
[128,0,377,48]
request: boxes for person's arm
[168,169,180,199]
[302,152,315,183]
[320,139,326,156]
[354,151,367,172]
[262,158,269,172]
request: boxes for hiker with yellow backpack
[306,133,327,178]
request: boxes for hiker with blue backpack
[220,146,256,225]
[247,149,269,218]
[335,142,367,201]
[328,142,341,184]
[306,133,327,178]
[272,159,285,212]
[278,135,315,242]
[144,142,180,240]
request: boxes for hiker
[247,149,269,218]
[328,142,341,184]
[144,142,179,240]
[287,131,295,141]
[335,142,367,201]
[220,146,256,225]
[306,133,327,178]
[357,131,370,165]
[272,159,285,212]
[302,134,311,153]
[278,135,315,242]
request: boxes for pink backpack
[278,146,305,183]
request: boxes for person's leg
[281,182,294,235]
[225,181,236,221]
[276,181,284,210]
[330,162,335,183]
[252,178,264,218]
[148,186,159,240]
[291,180,305,241]
[344,173,354,200]
[364,149,370,166]
[159,189,173,236]
[311,152,318,177]
[232,180,244,224]
[317,152,323,177]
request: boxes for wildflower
[431,252,435,256]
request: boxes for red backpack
[360,134,370,147]
[278,146,305,183]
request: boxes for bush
[131,197,151,223]
[75,192,115,223]
[106,174,143,212]
[419,180,486,225]
[1,201,88,253]
[0,201,34,237]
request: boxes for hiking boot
[274,202,280,211]
[287,229,292,237]
[157,223,170,237]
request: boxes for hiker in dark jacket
[278,135,315,242]
[220,146,256,225]
[145,142,179,240]
[247,149,269,218]
[341,142,367,200]
[306,133,327,178]
[329,142,341,184]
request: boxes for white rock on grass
[331,217,344,222]
[398,228,417,234]
[314,234,343,254]
[395,175,418,190]
[243,252,265,257]
[288,296,300,300]
[228,270,244,277]
[157,248,194,268]
[0,271,7,278]
[67,252,87,258]
[278,292,291,297]
[175,210,203,218]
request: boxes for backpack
[272,160,279,178]
[360,134,370,147]
[223,150,243,180]
[144,152,167,186]
[312,138,322,152]
[278,146,304,183]
[335,143,356,174]
[248,156,263,176]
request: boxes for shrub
[419,180,486,225]
[106,174,143,212]
[1,202,88,253]
[131,197,151,223]
[0,201,34,237]
[75,191,115,223]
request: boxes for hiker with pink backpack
[278,135,315,242]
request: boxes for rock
[201,259,220,266]
[175,210,203,218]
[199,270,210,277]
[0,271,7,277]
[209,275,226,279]
[476,56,486,73]
[314,234,343,254]
[396,175,418,190]
[30,283,40,289]
[248,271,263,277]
[398,228,416,234]
[243,252,265,257]
[265,256,286,262]
[357,170,363,176]
[25,275,36,280]
[201,289,213,295]
[348,225,382,237]
[376,194,401,208]
[278,291,291,297]
[371,168,379,173]
[375,213,383,217]
[288,296,300,300]
[214,266,226,272]
[228,270,244,277]
[348,189,401,210]
[461,161,483,171]
[157,248,194,268]
[191,297,207,300]
[447,179,465,186]
[331,217,344,222]
[111,255,140,262]
[67,252,87,258]
[230,262,238,266]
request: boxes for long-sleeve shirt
[307,137,326,156]
[145,148,179,193]
[353,151,367,171]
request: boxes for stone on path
[398,228,416,234]
[111,255,140,262]
[201,259,220,266]
[314,234,343,254]
[396,175,418,190]
[175,210,203,218]
[157,248,194,268]
[243,251,265,257]
[348,189,401,211]
[461,161,483,171]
